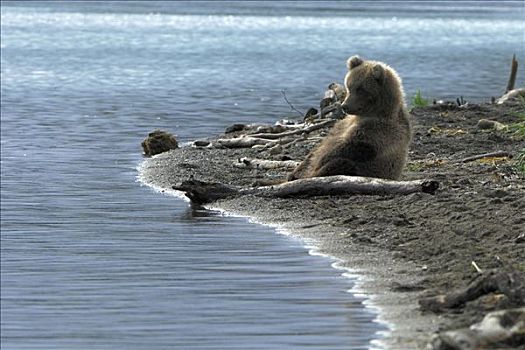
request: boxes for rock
[477,119,507,131]
[304,107,318,121]
[141,129,178,156]
[319,83,346,118]
[320,97,334,111]
[193,140,211,147]
[225,123,247,133]
[328,82,346,102]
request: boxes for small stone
[477,119,507,131]
[193,140,211,147]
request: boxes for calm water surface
[1,1,524,349]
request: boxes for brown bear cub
[288,56,412,181]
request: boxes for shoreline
[137,175,394,348]
[138,102,524,349]
[204,195,440,349]
[137,174,427,349]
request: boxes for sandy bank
[139,102,524,349]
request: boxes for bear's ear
[372,64,384,83]
[347,55,363,70]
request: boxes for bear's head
[341,55,404,117]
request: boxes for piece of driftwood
[233,158,300,170]
[419,268,525,313]
[216,136,278,148]
[249,119,336,140]
[172,176,440,204]
[253,124,298,134]
[460,151,512,163]
[497,88,525,105]
[506,54,518,93]
[428,307,525,350]
[265,136,298,147]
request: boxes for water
[1,1,523,349]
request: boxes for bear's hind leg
[287,153,315,181]
[312,158,359,178]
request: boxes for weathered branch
[505,54,518,93]
[172,176,440,204]
[419,268,525,312]
[216,137,278,148]
[233,158,300,170]
[460,151,512,163]
[497,87,525,105]
[428,307,525,350]
[249,119,336,140]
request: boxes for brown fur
[288,56,412,181]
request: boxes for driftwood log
[423,268,525,349]
[215,119,336,148]
[497,88,525,105]
[233,158,300,170]
[428,307,525,350]
[216,136,278,148]
[420,268,525,312]
[172,176,440,204]
[248,119,336,140]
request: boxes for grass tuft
[412,90,429,108]
[508,96,525,139]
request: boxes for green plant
[507,109,525,134]
[510,117,525,138]
[412,89,429,108]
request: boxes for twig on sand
[172,176,440,204]
[460,151,512,163]
[471,261,483,274]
